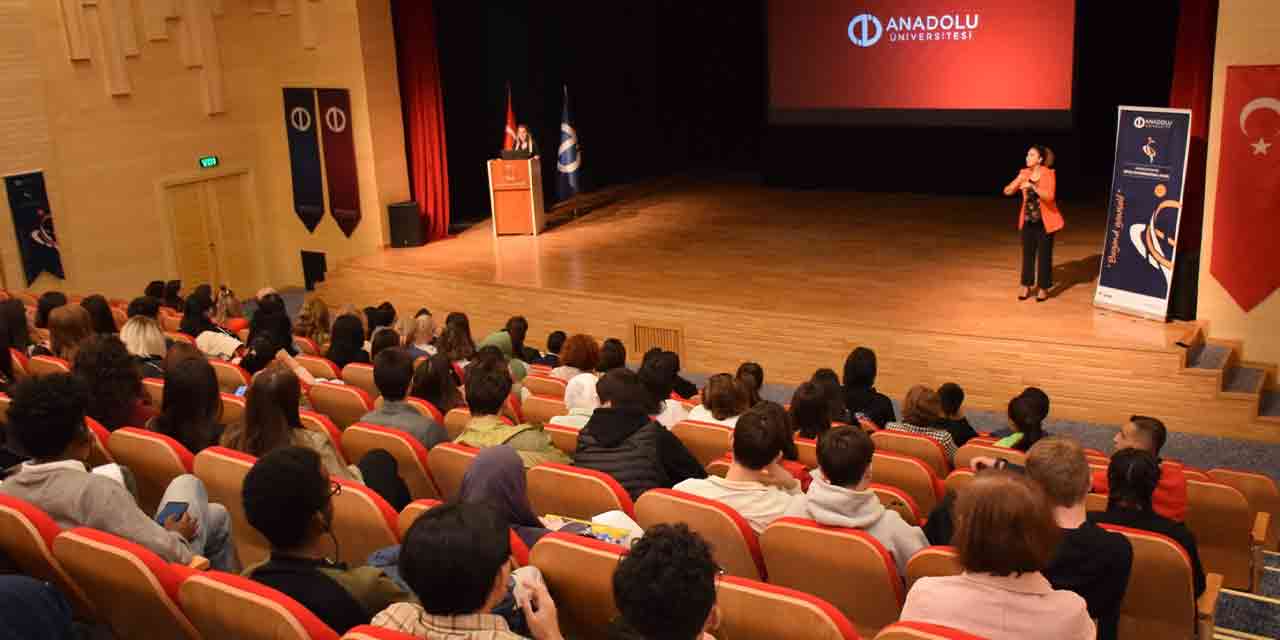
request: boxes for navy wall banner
[1093,106,1193,320]
[317,88,361,237]
[283,88,325,232]
[4,172,65,286]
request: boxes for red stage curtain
[394,0,451,242]
[1168,0,1219,254]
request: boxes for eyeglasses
[329,481,343,497]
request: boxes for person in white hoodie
[785,426,928,578]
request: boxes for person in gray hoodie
[785,426,928,578]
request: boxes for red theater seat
[716,575,861,640]
[635,488,765,580]
[308,382,374,430]
[526,463,635,520]
[179,571,340,640]
[0,496,96,619]
[341,422,440,500]
[106,427,196,515]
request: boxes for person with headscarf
[478,330,528,382]
[458,445,551,548]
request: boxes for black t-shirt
[247,555,371,634]
[843,386,896,428]
[935,417,978,447]
[1044,521,1133,640]
[1089,508,1206,597]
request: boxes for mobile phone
[855,412,868,421]
[234,385,247,397]
[155,502,190,526]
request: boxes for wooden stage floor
[319,180,1275,442]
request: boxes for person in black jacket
[936,382,978,447]
[1090,448,1206,597]
[842,347,896,428]
[1026,437,1132,640]
[575,368,706,501]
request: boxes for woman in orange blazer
[1003,146,1064,302]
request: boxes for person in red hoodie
[1092,415,1187,521]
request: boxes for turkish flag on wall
[1210,65,1280,311]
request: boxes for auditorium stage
[318,179,1277,442]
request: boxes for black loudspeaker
[388,201,425,247]
[301,251,327,291]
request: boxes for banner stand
[1093,106,1193,321]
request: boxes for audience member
[667,351,699,400]
[789,382,832,440]
[550,372,600,429]
[533,330,566,367]
[786,426,928,576]
[326,314,371,370]
[610,524,719,640]
[439,322,477,369]
[459,445,552,547]
[505,316,541,363]
[0,326,12,393]
[79,295,117,335]
[576,369,706,500]
[144,280,165,299]
[552,334,599,381]
[126,295,161,319]
[673,410,802,532]
[991,386,1051,438]
[370,328,401,361]
[885,385,958,461]
[404,313,437,360]
[147,357,224,454]
[294,296,332,348]
[900,470,1095,640]
[996,393,1046,452]
[735,362,765,407]
[936,382,978,446]
[373,503,564,640]
[214,286,247,333]
[456,364,570,467]
[810,368,851,424]
[72,335,155,430]
[597,338,627,372]
[1091,448,1205,596]
[1092,415,1187,521]
[0,298,35,355]
[163,341,204,374]
[360,348,447,450]
[409,353,464,413]
[162,281,184,311]
[0,575,75,639]
[242,447,412,634]
[478,330,528,382]
[247,292,295,357]
[0,374,239,570]
[1026,437,1132,640]
[686,373,747,428]
[842,347,896,428]
[36,304,93,361]
[746,401,806,482]
[120,314,167,378]
[634,350,686,428]
[34,291,67,329]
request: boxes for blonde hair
[295,296,331,345]
[119,315,167,358]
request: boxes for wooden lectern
[487,158,546,236]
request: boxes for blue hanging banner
[4,171,65,286]
[1093,106,1193,320]
[283,88,325,232]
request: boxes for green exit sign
[199,155,220,169]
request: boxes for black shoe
[1018,288,1031,301]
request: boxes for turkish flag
[502,85,517,151]
[1210,65,1280,311]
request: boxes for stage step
[1262,392,1280,419]
[1225,366,1267,394]
[1189,343,1232,370]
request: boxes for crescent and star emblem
[1239,96,1280,156]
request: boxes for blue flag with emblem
[557,85,582,201]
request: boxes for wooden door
[207,175,259,296]
[164,172,260,296]
[168,181,216,290]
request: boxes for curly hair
[559,334,600,371]
[72,335,145,429]
[613,524,717,640]
[6,374,92,459]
